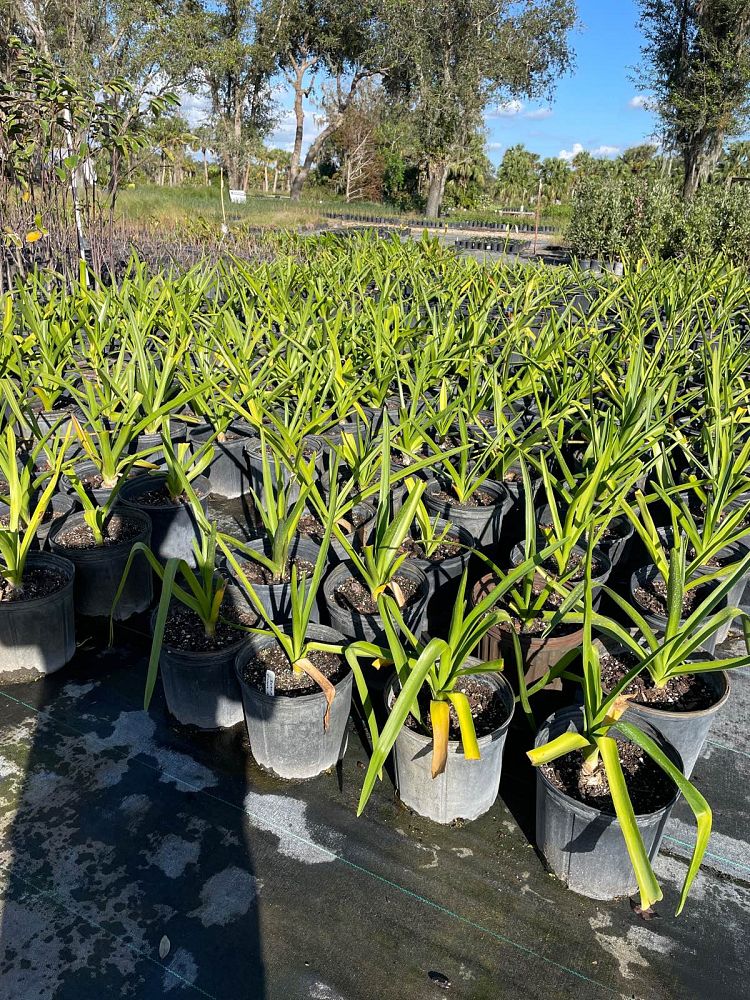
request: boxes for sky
[181,1,660,164]
[483,1,659,165]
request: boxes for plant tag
[265,670,275,697]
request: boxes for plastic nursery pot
[630,565,727,656]
[470,573,584,692]
[411,520,474,601]
[592,638,730,780]
[48,509,153,620]
[298,501,376,566]
[224,535,323,624]
[62,461,126,506]
[133,425,188,467]
[37,494,76,549]
[510,542,612,612]
[698,541,750,643]
[0,551,76,683]
[118,473,210,567]
[234,624,353,779]
[595,515,635,573]
[422,477,511,549]
[245,434,327,506]
[322,560,429,644]
[189,421,256,499]
[386,667,515,824]
[534,706,681,901]
[155,587,253,731]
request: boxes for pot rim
[120,472,211,507]
[386,669,515,753]
[0,551,75,609]
[535,706,681,822]
[234,625,350,704]
[424,476,509,511]
[49,506,151,552]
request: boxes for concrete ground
[0,615,747,999]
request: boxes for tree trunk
[289,63,308,191]
[425,160,449,218]
[272,167,278,194]
[682,149,701,200]
[203,149,209,186]
[263,164,268,192]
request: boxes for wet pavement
[0,553,747,998]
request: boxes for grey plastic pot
[387,668,514,824]
[37,494,76,549]
[119,473,210,567]
[245,434,326,505]
[235,624,352,779]
[630,565,726,656]
[189,422,256,499]
[410,520,474,602]
[624,670,729,779]
[0,551,76,683]
[534,706,680,901]
[62,461,124,506]
[422,478,511,549]
[133,425,188,467]
[225,535,323,624]
[296,502,376,565]
[49,509,153,620]
[322,560,429,643]
[156,588,252,730]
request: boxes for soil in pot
[239,644,346,694]
[430,486,497,508]
[334,574,418,615]
[404,675,510,740]
[163,601,256,653]
[51,514,143,551]
[0,566,67,602]
[599,649,717,712]
[398,535,463,562]
[231,556,314,586]
[541,742,675,814]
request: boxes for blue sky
[484,1,659,164]
[182,1,660,163]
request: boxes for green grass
[117,185,324,229]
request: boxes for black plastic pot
[133,424,188,467]
[510,542,612,610]
[0,551,76,683]
[235,624,352,778]
[387,668,514,824]
[189,421,256,499]
[534,707,680,900]
[224,535,323,623]
[322,560,429,643]
[49,509,153,620]
[422,478,511,549]
[630,564,726,656]
[156,588,252,730]
[119,473,210,567]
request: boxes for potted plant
[590,543,750,776]
[527,550,711,913]
[322,462,429,645]
[221,442,322,622]
[118,434,213,566]
[49,460,152,620]
[227,513,355,779]
[0,428,76,681]
[349,558,551,824]
[112,495,255,730]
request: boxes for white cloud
[487,141,503,151]
[493,99,524,117]
[558,142,621,161]
[525,107,553,120]
[558,142,585,162]
[591,144,622,157]
[179,89,211,128]
[629,95,650,110]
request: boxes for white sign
[229,189,246,204]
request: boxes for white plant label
[265,670,276,697]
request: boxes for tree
[195,1,278,188]
[621,143,659,175]
[263,0,380,200]
[637,1,750,199]
[539,156,571,203]
[382,0,575,217]
[497,144,541,208]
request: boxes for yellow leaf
[25,230,43,243]
[387,580,406,607]
[21,190,30,203]
[430,700,450,778]
[293,657,335,731]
